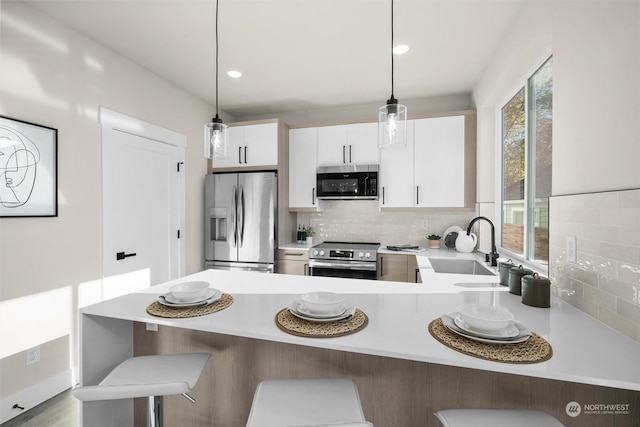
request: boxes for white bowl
[456,304,514,332]
[169,281,210,302]
[300,292,345,314]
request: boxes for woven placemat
[275,308,368,338]
[146,293,234,318]
[428,317,552,364]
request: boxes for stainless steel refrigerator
[205,172,277,272]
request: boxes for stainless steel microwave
[316,164,378,200]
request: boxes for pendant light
[204,0,229,159]
[378,0,407,149]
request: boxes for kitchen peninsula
[78,256,640,427]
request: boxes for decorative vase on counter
[306,236,313,247]
[455,232,477,253]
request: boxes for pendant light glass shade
[378,0,407,149]
[204,116,229,159]
[378,96,407,149]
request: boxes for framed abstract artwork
[0,115,58,217]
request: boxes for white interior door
[100,108,186,301]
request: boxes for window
[500,57,552,267]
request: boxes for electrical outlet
[421,220,429,229]
[26,346,40,366]
[309,218,317,228]
[566,235,577,263]
[146,322,158,331]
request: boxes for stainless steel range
[308,241,380,280]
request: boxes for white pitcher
[455,232,477,253]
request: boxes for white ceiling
[24,0,526,118]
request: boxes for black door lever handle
[116,251,137,260]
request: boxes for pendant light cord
[390,0,395,99]
[215,0,220,118]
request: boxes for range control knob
[358,252,364,258]
[319,250,325,256]
[365,252,371,259]
[312,250,318,256]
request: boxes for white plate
[453,313,519,339]
[159,288,221,307]
[295,300,348,318]
[441,314,531,344]
[288,301,356,323]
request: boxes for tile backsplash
[295,190,640,342]
[296,201,476,248]
[549,189,640,341]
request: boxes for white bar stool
[73,352,211,427]
[435,409,564,427]
[246,378,372,427]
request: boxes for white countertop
[81,250,640,392]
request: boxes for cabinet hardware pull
[312,188,315,205]
[380,256,384,276]
[382,187,385,205]
[284,253,303,256]
[416,186,419,205]
[116,251,137,261]
[238,147,242,164]
[349,145,352,163]
[244,146,248,164]
[342,145,346,163]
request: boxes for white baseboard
[0,368,73,424]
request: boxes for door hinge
[177,230,181,239]
[177,162,184,172]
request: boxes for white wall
[473,0,640,198]
[552,1,640,194]
[472,1,640,340]
[0,2,215,417]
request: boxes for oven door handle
[308,260,377,271]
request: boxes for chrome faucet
[466,216,499,266]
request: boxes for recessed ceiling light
[227,70,242,78]
[393,44,410,55]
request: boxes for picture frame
[0,115,58,217]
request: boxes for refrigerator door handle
[239,185,245,247]
[232,185,238,248]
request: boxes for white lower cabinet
[289,128,319,209]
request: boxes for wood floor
[1,389,78,427]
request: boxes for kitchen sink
[428,258,496,276]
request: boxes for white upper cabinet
[346,122,380,164]
[212,122,278,170]
[289,127,320,209]
[317,122,379,166]
[379,121,415,207]
[414,115,465,207]
[317,125,347,165]
[379,114,471,209]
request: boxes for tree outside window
[500,57,552,266]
